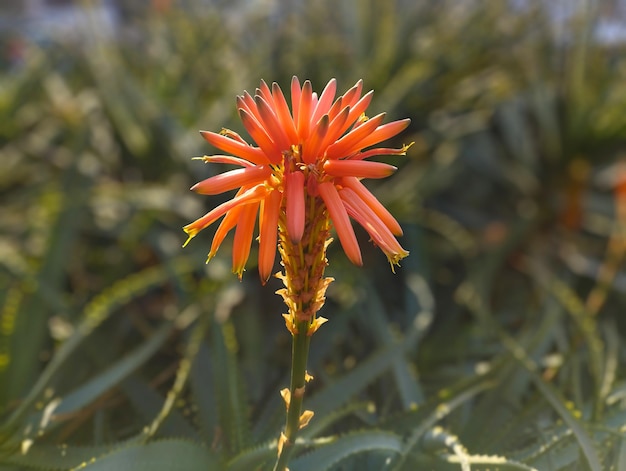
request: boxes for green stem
[273,320,311,471]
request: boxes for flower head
[184,77,411,281]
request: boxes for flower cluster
[184,77,411,281]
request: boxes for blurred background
[2,0,626,469]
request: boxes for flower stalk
[183,77,411,470]
[273,322,311,471]
[273,188,332,470]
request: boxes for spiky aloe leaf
[413,453,540,471]
[210,317,251,455]
[421,427,539,471]
[69,439,221,471]
[11,322,174,446]
[4,440,140,471]
[1,260,194,435]
[289,430,403,471]
[503,333,603,471]
[227,440,276,471]
[389,378,494,471]
[306,342,410,420]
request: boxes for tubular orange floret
[323,160,397,179]
[291,76,301,124]
[271,82,299,143]
[258,189,282,283]
[183,184,268,246]
[340,79,363,108]
[219,128,248,145]
[232,201,260,279]
[200,130,268,165]
[257,79,274,107]
[191,165,270,195]
[286,170,306,243]
[311,78,337,126]
[344,90,374,131]
[238,109,282,163]
[302,115,330,165]
[319,106,351,152]
[339,187,408,268]
[324,113,386,160]
[194,155,255,167]
[297,80,313,141]
[341,176,403,235]
[245,91,264,122]
[318,181,362,266]
[310,92,319,112]
[353,142,414,161]
[236,93,258,120]
[255,95,292,152]
[326,97,343,122]
[354,118,411,151]
[207,203,243,262]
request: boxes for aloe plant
[1,1,626,469]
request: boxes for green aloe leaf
[71,440,221,471]
[121,377,198,439]
[414,454,539,471]
[307,342,409,420]
[356,278,424,408]
[1,261,193,434]
[54,323,173,418]
[189,342,219,444]
[5,441,139,470]
[227,441,276,471]
[503,334,603,471]
[289,431,403,471]
[10,323,174,445]
[210,318,251,455]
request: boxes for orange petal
[307,172,319,197]
[324,113,385,160]
[219,128,249,145]
[323,159,396,179]
[319,106,350,152]
[310,92,318,112]
[200,131,268,165]
[195,155,254,167]
[341,176,403,235]
[238,109,282,163]
[286,170,306,243]
[183,184,268,245]
[318,181,362,266]
[207,203,243,261]
[311,78,337,126]
[297,80,313,141]
[340,187,408,268]
[255,95,292,152]
[257,80,274,106]
[302,115,330,164]
[353,143,413,161]
[232,201,260,279]
[271,82,299,143]
[238,92,261,121]
[340,79,363,109]
[191,165,270,195]
[258,189,282,283]
[343,90,374,132]
[326,97,343,122]
[354,119,411,151]
[291,76,301,124]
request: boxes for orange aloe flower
[184,77,411,281]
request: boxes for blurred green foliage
[1,0,626,469]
